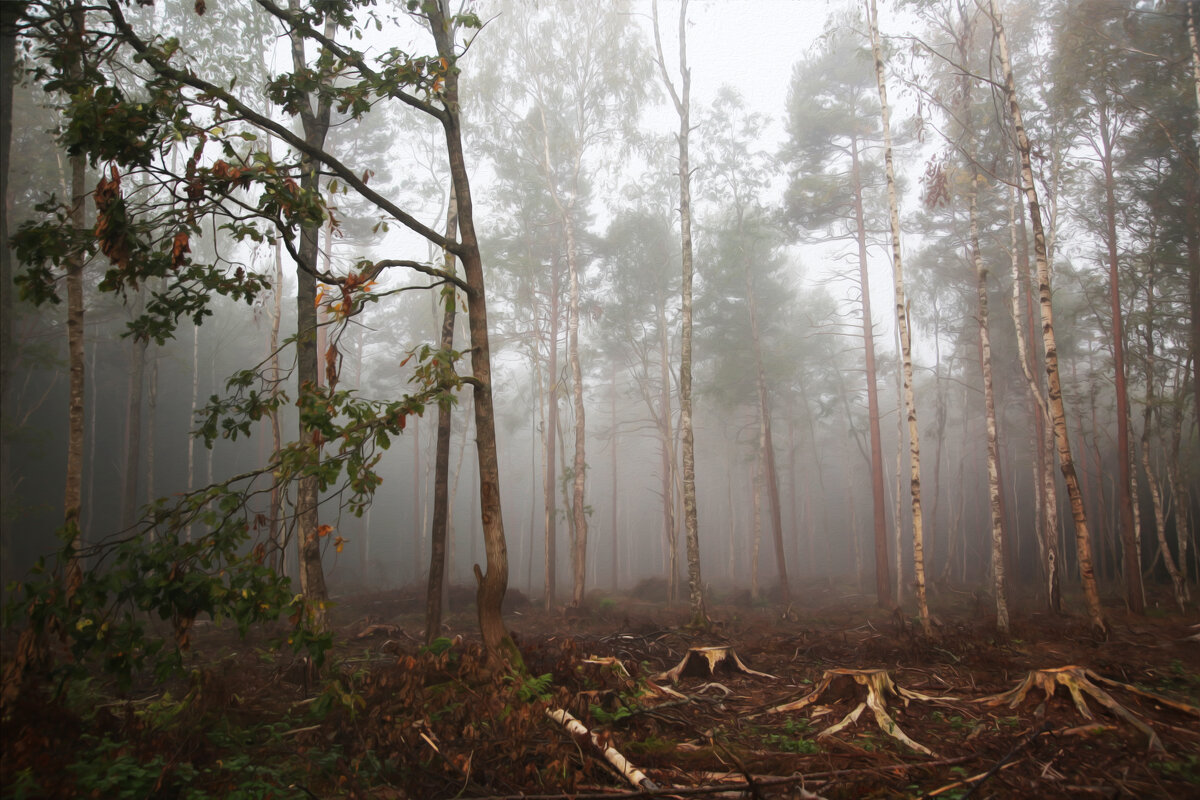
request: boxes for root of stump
[979,665,1198,753]
[765,668,960,757]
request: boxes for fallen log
[546,707,660,791]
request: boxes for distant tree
[697,88,793,606]
[781,16,891,608]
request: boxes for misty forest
[1,0,1198,797]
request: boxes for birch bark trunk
[989,0,1106,632]
[653,0,705,625]
[867,0,930,634]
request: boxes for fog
[2,0,1196,621]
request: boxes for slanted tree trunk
[990,0,1105,632]
[867,0,930,635]
[428,4,517,662]
[1008,183,1061,610]
[288,5,334,632]
[850,137,890,608]
[653,0,705,626]
[425,185,458,644]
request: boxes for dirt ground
[3,579,1199,798]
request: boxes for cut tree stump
[979,665,1199,753]
[765,668,960,757]
[655,646,777,683]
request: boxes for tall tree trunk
[653,0,705,626]
[268,239,285,573]
[990,0,1105,632]
[425,185,458,643]
[0,2,27,571]
[751,447,763,600]
[1187,1,1200,421]
[745,262,790,606]
[1097,103,1143,613]
[1008,182,1061,610]
[658,304,679,602]
[610,361,619,591]
[289,5,334,632]
[120,315,147,529]
[429,4,517,662]
[564,215,589,607]
[971,177,1009,634]
[850,137,890,608]
[64,1,86,583]
[868,0,930,635]
[1138,272,1186,611]
[543,256,561,610]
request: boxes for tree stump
[979,665,1199,753]
[766,668,959,756]
[655,646,777,683]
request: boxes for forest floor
[3,578,1199,799]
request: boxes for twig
[953,721,1051,800]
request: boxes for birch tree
[986,0,1106,633]
[652,0,706,624]
[866,0,931,635]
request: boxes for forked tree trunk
[653,0,705,625]
[1009,183,1061,609]
[867,0,930,635]
[989,0,1105,632]
[425,186,458,643]
[850,138,891,609]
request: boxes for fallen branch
[547,708,660,791]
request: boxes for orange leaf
[317,524,334,538]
